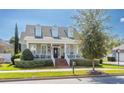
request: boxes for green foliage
[15,60,53,68]
[9,37,15,44]
[106,34,123,53]
[15,53,21,58]
[14,23,19,55]
[11,55,15,65]
[21,49,34,60]
[107,57,116,61]
[70,59,100,66]
[74,10,110,71]
[75,10,110,59]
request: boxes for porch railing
[34,54,51,59]
[65,54,70,66]
[51,55,55,67]
[67,54,83,59]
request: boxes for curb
[0,74,122,82]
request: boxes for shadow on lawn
[7,64,13,67]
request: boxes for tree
[9,36,15,45]
[21,49,34,60]
[14,23,19,55]
[74,10,110,72]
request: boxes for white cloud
[120,18,124,22]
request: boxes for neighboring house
[0,39,12,62]
[113,44,124,62]
[20,25,82,66]
[0,39,13,53]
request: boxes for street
[1,76,124,84]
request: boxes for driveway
[2,76,124,84]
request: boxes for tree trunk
[92,60,95,71]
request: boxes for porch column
[64,43,67,56]
[51,43,53,57]
[46,44,48,55]
[26,43,29,49]
[76,44,79,54]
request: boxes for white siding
[116,52,124,62]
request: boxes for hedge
[70,59,100,66]
[15,60,53,68]
[107,57,116,62]
[21,49,34,60]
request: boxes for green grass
[102,64,124,69]
[0,70,88,79]
[0,70,124,79]
[0,63,124,71]
[103,70,124,74]
[0,64,54,71]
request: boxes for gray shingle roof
[20,25,77,40]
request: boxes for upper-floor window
[35,25,42,38]
[68,27,74,38]
[52,26,59,38]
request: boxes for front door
[53,48,58,58]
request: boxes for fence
[0,53,11,63]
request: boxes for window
[41,45,46,55]
[35,25,42,38]
[68,27,74,38]
[52,26,59,38]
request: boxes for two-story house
[20,25,82,67]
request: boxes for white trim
[24,36,79,44]
[26,43,29,49]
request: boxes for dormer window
[68,27,74,38]
[35,25,42,38]
[52,26,59,38]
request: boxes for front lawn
[0,70,88,79]
[101,64,124,69]
[0,64,54,71]
[0,63,124,71]
[0,70,124,79]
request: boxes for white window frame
[52,26,59,38]
[35,25,42,38]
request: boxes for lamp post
[116,49,120,67]
[72,61,76,75]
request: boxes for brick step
[55,58,68,67]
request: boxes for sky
[0,9,124,40]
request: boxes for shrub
[11,55,15,65]
[99,59,103,64]
[15,60,53,68]
[21,49,33,60]
[15,53,21,58]
[107,57,116,62]
[70,59,100,66]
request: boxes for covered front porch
[24,37,82,66]
[28,43,81,59]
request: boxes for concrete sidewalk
[0,68,123,73]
